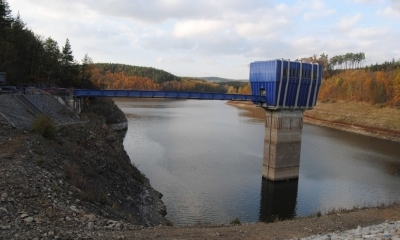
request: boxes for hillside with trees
[319,69,400,106]
[90,63,251,94]
[94,63,181,84]
[298,53,400,107]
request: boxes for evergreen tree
[79,54,94,88]
[61,38,73,66]
[0,0,13,71]
[61,38,76,86]
[0,0,12,30]
[43,37,61,82]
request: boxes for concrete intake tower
[249,59,323,181]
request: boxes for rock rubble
[300,221,400,240]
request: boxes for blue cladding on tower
[249,59,323,110]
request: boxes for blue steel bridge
[74,89,265,104]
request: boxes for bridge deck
[74,89,265,103]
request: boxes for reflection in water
[116,99,400,225]
[235,105,266,123]
[259,178,298,222]
[384,161,400,176]
[125,104,180,109]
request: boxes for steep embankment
[0,97,166,239]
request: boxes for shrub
[36,158,44,166]
[32,114,56,139]
[230,217,241,225]
[164,219,173,226]
[316,211,322,217]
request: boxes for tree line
[0,0,95,87]
[94,63,181,84]
[297,52,366,70]
[90,65,250,93]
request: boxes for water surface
[115,99,400,225]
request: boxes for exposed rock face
[0,97,166,239]
[109,122,128,131]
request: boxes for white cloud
[377,6,400,18]
[5,0,400,79]
[174,20,227,37]
[303,0,337,21]
[352,0,387,5]
[334,13,362,32]
[304,9,336,21]
[156,57,164,63]
[234,13,291,39]
[393,0,400,11]
[348,27,391,39]
[353,0,379,3]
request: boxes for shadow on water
[234,105,266,123]
[259,178,299,223]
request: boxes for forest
[0,1,96,88]
[301,53,400,107]
[0,0,399,106]
[90,63,250,93]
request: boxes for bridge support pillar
[262,110,303,181]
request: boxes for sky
[6,0,400,79]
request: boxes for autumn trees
[89,64,229,93]
[94,63,181,84]
[298,52,400,107]
[318,68,400,107]
[393,69,400,106]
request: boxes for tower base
[262,110,303,181]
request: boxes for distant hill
[94,63,180,84]
[200,77,248,83]
[91,63,251,94]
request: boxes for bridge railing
[74,89,265,103]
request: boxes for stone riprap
[0,95,35,129]
[299,221,400,240]
[0,92,80,129]
[23,93,79,124]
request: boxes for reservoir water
[115,99,400,226]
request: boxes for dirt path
[98,205,400,239]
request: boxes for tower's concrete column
[262,110,303,181]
